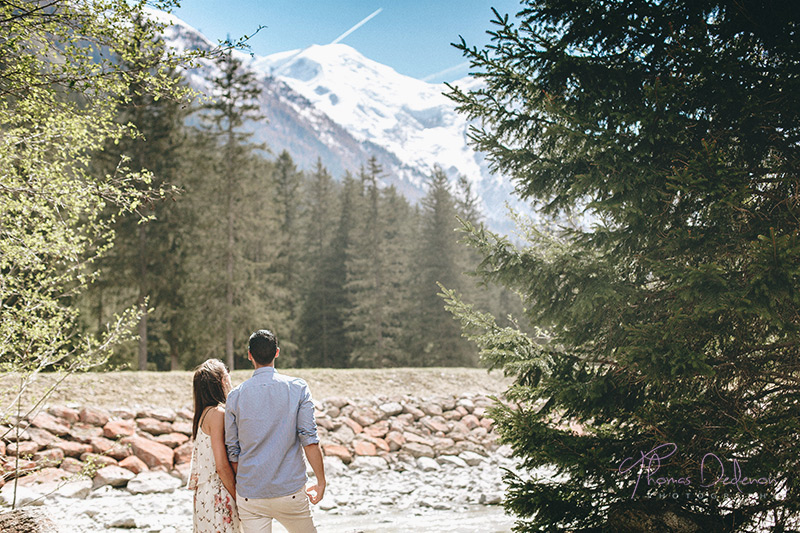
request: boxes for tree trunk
[137,223,148,371]
[225,124,235,371]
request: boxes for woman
[188,359,241,532]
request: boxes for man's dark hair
[249,329,278,366]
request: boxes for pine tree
[270,150,303,360]
[89,33,190,370]
[446,1,800,530]
[297,159,344,367]
[202,48,263,370]
[412,167,473,366]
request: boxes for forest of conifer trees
[80,44,521,371]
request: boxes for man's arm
[224,390,240,476]
[303,443,326,504]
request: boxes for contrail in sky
[330,8,383,45]
[272,8,383,76]
[422,61,471,83]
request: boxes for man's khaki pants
[237,488,317,533]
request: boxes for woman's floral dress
[188,423,241,532]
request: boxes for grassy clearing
[0,367,512,412]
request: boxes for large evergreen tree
[447,1,800,531]
[411,167,474,366]
[202,48,263,370]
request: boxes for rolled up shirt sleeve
[225,389,240,463]
[296,381,319,447]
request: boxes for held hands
[306,481,326,504]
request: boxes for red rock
[372,438,390,453]
[126,436,174,469]
[48,406,80,424]
[137,408,176,422]
[154,432,189,449]
[461,414,480,430]
[353,440,377,456]
[480,418,494,431]
[33,447,64,467]
[89,436,115,454]
[31,412,70,436]
[340,417,363,435]
[177,407,194,420]
[27,428,59,448]
[402,431,436,447]
[1,457,37,479]
[79,407,110,427]
[385,431,406,452]
[106,440,133,460]
[118,455,148,474]
[473,406,487,418]
[323,444,352,464]
[136,417,173,435]
[6,441,40,457]
[68,423,104,443]
[363,420,389,439]
[60,457,83,474]
[56,441,93,458]
[80,452,117,468]
[351,409,378,427]
[103,419,136,439]
[171,421,192,436]
[18,466,68,487]
[174,441,193,465]
[402,404,425,420]
[421,416,450,434]
[0,441,5,456]
[455,406,469,417]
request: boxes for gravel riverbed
[6,449,523,532]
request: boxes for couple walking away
[189,329,326,533]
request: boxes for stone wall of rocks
[0,394,500,499]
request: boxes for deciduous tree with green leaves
[446,1,800,531]
[0,0,195,502]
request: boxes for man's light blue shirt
[225,366,319,499]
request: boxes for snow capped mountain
[154,10,518,232]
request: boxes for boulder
[6,441,40,457]
[55,478,92,499]
[437,454,468,468]
[174,441,193,465]
[326,397,349,409]
[79,452,117,468]
[420,403,443,417]
[461,414,481,430]
[126,436,174,469]
[363,420,389,439]
[402,404,425,420]
[403,442,435,459]
[30,413,70,436]
[459,450,486,466]
[339,417,363,435]
[136,417,173,435]
[353,440,377,456]
[351,409,379,427]
[417,456,440,472]
[118,455,148,474]
[67,423,103,443]
[48,406,80,424]
[89,436,116,454]
[26,428,59,448]
[322,444,352,464]
[103,419,136,439]
[137,408,176,422]
[92,465,135,488]
[378,402,403,417]
[385,431,406,452]
[60,457,83,474]
[171,420,193,436]
[57,440,93,458]
[154,432,189,449]
[126,471,181,494]
[32,447,64,467]
[421,416,450,434]
[79,407,110,427]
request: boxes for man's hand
[306,481,326,504]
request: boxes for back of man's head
[249,329,278,366]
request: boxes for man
[225,329,325,533]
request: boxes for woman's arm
[204,406,237,498]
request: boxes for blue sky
[173,1,523,83]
